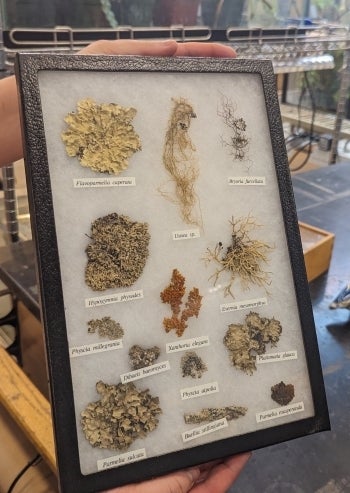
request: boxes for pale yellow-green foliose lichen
[62,98,141,174]
[81,381,162,450]
[223,311,282,375]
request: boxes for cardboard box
[299,222,335,282]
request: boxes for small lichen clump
[61,98,141,174]
[204,215,273,298]
[87,316,124,340]
[160,268,202,337]
[223,311,282,374]
[181,351,207,379]
[81,381,162,450]
[271,381,295,406]
[184,405,247,424]
[85,213,150,291]
[129,345,160,370]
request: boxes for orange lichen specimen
[160,269,202,337]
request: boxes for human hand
[79,38,236,59]
[103,452,251,493]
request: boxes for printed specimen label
[97,448,146,471]
[172,229,201,241]
[73,177,136,188]
[256,401,304,423]
[120,361,170,383]
[69,339,123,358]
[180,382,219,400]
[182,418,228,443]
[220,297,267,314]
[166,336,210,353]
[85,290,143,308]
[256,350,298,364]
[228,176,266,186]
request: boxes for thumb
[105,467,201,493]
[79,39,178,56]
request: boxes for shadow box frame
[15,53,330,493]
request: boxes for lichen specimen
[184,405,247,424]
[160,268,202,337]
[87,316,124,340]
[223,311,282,375]
[61,98,141,174]
[81,381,161,450]
[129,345,160,370]
[162,97,201,226]
[181,351,207,379]
[271,381,295,406]
[204,215,273,298]
[85,213,150,291]
[218,94,249,163]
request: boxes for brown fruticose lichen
[162,97,201,227]
[87,316,124,340]
[85,213,150,291]
[81,381,161,450]
[129,345,161,370]
[181,351,207,379]
[223,311,282,375]
[61,98,141,174]
[218,94,249,164]
[184,405,247,424]
[160,268,202,337]
[271,381,295,406]
[204,215,273,298]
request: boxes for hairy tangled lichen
[85,213,150,291]
[218,94,249,164]
[81,381,161,450]
[87,316,124,340]
[162,97,201,227]
[271,381,295,406]
[129,345,161,370]
[62,98,141,174]
[181,351,207,379]
[160,268,202,337]
[223,311,282,374]
[184,405,247,424]
[204,215,273,298]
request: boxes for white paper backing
[38,69,315,475]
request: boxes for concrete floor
[230,161,350,493]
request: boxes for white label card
[172,229,200,241]
[228,176,266,186]
[256,350,298,364]
[97,448,146,471]
[69,339,123,358]
[73,177,136,188]
[120,361,170,383]
[180,382,219,400]
[182,418,228,443]
[85,290,143,308]
[220,297,267,313]
[166,336,210,353]
[256,401,305,423]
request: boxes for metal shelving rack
[1,24,350,243]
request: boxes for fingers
[174,42,236,58]
[79,39,236,59]
[79,39,178,56]
[191,453,251,493]
[104,467,201,493]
